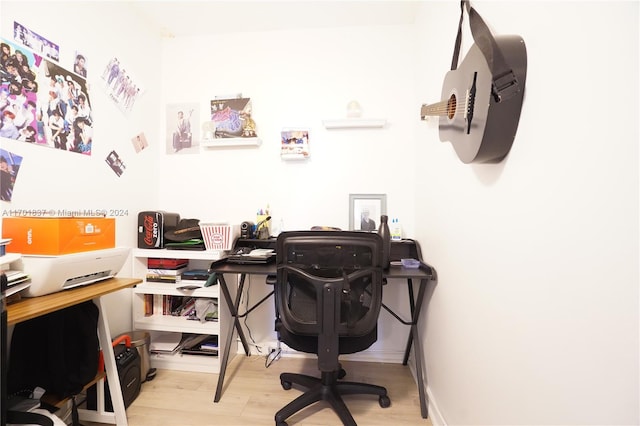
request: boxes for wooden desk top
[7,277,141,325]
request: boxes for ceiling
[126,0,421,38]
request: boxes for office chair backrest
[275,230,383,338]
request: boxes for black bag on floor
[7,301,100,400]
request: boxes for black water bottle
[378,215,391,269]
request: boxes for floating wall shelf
[201,137,262,148]
[322,119,387,129]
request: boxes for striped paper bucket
[199,223,239,251]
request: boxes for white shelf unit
[131,249,237,373]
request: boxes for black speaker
[241,221,254,239]
[87,343,141,411]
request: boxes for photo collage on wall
[2,24,93,155]
[0,21,154,195]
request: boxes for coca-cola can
[137,211,180,249]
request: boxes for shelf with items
[322,118,387,129]
[131,250,236,374]
[201,137,262,148]
[133,248,226,261]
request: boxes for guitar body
[436,35,527,163]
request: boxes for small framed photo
[349,194,387,231]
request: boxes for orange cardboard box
[1,217,115,255]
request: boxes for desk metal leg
[85,296,127,425]
[214,273,249,403]
[408,279,429,419]
[383,278,429,419]
[402,279,416,365]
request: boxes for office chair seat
[273,231,390,426]
[275,323,390,426]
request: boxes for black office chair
[272,230,390,426]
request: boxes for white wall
[0,0,163,336]
[1,1,638,424]
[155,24,421,358]
[156,26,417,232]
[413,1,639,425]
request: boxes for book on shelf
[144,294,153,316]
[181,269,211,281]
[147,266,187,276]
[146,274,182,283]
[147,258,189,269]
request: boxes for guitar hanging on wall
[421,0,527,164]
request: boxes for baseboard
[238,340,407,364]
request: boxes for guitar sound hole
[446,94,457,119]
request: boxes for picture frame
[349,194,387,231]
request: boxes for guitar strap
[451,0,522,102]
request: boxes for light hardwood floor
[87,355,432,426]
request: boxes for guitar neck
[420,101,449,120]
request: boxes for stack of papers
[3,269,31,297]
[149,331,183,354]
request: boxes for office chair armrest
[266,274,277,285]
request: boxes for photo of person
[131,132,149,153]
[360,209,377,231]
[0,148,23,202]
[100,56,143,113]
[105,150,126,177]
[13,21,59,62]
[349,194,387,232]
[73,52,87,78]
[165,103,198,155]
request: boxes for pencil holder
[256,214,271,239]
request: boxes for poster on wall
[166,103,199,155]
[0,148,23,202]
[1,36,94,155]
[13,21,59,63]
[280,128,310,160]
[100,57,143,114]
[209,97,256,138]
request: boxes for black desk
[209,239,436,419]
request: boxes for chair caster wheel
[338,368,346,379]
[276,422,288,426]
[281,380,292,390]
[379,395,391,408]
